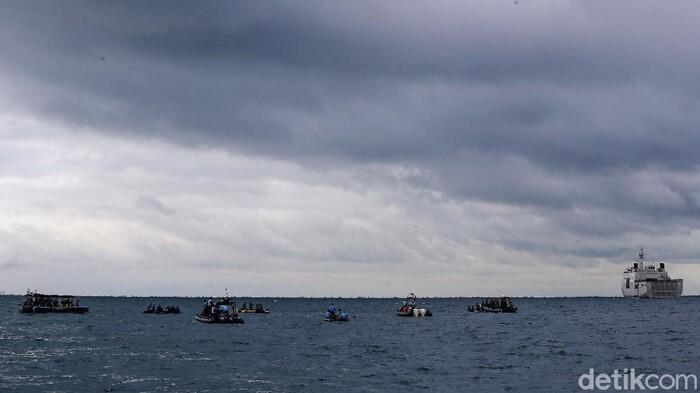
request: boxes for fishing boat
[622,248,683,299]
[195,295,244,324]
[395,293,432,317]
[20,290,89,314]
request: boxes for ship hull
[621,279,683,299]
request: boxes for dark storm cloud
[2,0,700,260]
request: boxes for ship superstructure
[621,248,682,299]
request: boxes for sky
[1,1,700,296]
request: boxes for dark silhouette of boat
[195,296,244,324]
[143,304,180,314]
[238,302,271,314]
[467,297,518,313]
[323,313,350,322]
[20,290,88,314]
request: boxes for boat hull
[21,306,89,314]
[323,317,349,322]
[621,279,683,299]
[195,315,244,324]
[395,308,432,317]
[468,307,517,313]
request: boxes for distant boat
[467,297,517,313]
[323,304,350,322]
[395,292,432,317]
[195,296,244,324]
[143,304,180,314]
[323,314,349,322]
[238,302,271,314]
[621,248,683,299]
[20,290,89,314]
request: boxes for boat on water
[323,303,350,322]
[239,308,271,314]
[238,302,271,314]
[622,248,683,299]
[324,314,349,322]
[467,297,517,313]
[143,304,180,314]
[395,293,432,317]
[20,290,89,314]
[195,296,244,324]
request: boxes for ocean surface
[1,296,699,392]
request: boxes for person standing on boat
[408,293,417,308]
[327,304,338,320]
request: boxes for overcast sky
[1,1,699,296]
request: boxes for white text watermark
[579,369,698,391]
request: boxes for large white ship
[621,248,682,299]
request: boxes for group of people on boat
[24,294,79,309]
[395,292,432,317]
[143,304,180,314]
[196,297,244,323]
[20,290,89,313]
[324,303,349,322]
[468,296,518,313]
[397,292,418,313]
[239,302,270,313]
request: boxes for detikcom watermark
[579,369,698,391]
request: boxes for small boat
[323,313,350,322]
[323,304,351,322]
[195,295,244,324]
[195,314,244,324]
[323,316,349,322]
[238,303,271,314]
[395,292,432,317]
[467,297,517,313]
[144,304,181,314]
[20,290,89,314]
[395,308,432,317]
[239,309,270,314]
[157,308,180,314]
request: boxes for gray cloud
[3,1,699,170]
[135,196,176,216]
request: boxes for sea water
[1,296,699,392]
